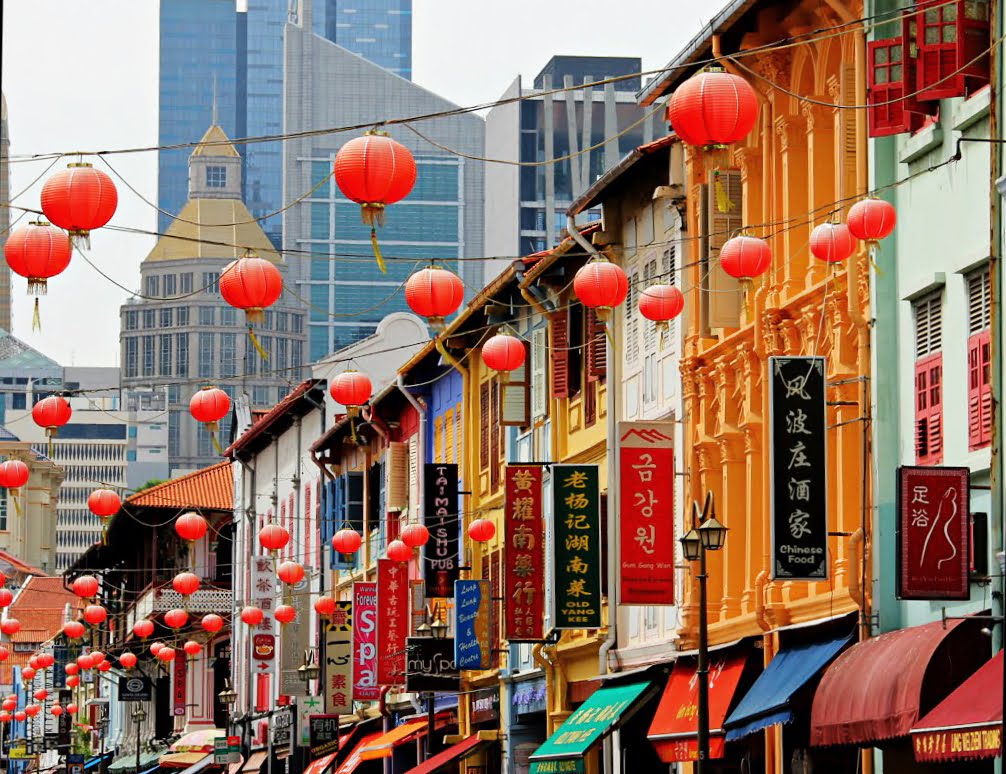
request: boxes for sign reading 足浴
[504,464,545,641]
[423,463,460,597]
[768,356,828,580]
[551,464,601,629]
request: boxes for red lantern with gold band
[482,333,526,374]
[40,162,118,246]
[329,371,371,416]
[189,387,231,433]
[32,396,72,438]
[404,266,464,329]
[219,251,283,324]
[666,68,759,149]
[719,235,772,280]
[574,260,629,318]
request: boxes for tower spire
[212,75,219,126]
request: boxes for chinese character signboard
[768,356,828,580]
[423,463,460,597]
[377,559,409,685]
[405,637,459,693]
[296,696,322,746]
[252,556,278,677]
[896,466,970,600]
[455,580,491,670]
[352,582,379,701]
[309,714,341,758]
[271,705,294,753]
[504,464,545,641]
[172,657,186,716]
[282,569,314,697]
[552,464,602,629]
[618,421,675,604]
[323,601,353,714]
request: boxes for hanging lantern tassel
[867,242,884,276]
[32,298,41,333]
[603,320,614,348]
[657,320,668,351]
[11,492,21,517]
[740,278,752,320]
[714,172,735,214]
[247,327,269,361]
[370,229,387,274]
[349,416,357,444]
[212,431,224,456]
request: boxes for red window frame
[915,353,944,465]
[915,0,990,101]
[967,328,991,450]
[868,23,928,137]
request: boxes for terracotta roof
[0,548,48,577]
[126,461,233,511]
[226,380,323,458]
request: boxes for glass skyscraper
[325,0,412,77]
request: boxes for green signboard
[551,464,602,629]
[529,681,651,772]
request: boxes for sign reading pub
[769,356,828,580]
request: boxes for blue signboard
[454,580,490,670]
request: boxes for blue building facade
[324,0,412,78]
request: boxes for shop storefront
[509,677,548,774]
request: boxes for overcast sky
[2,0,707,367]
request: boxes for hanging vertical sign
[252,556,278,677]
[769,356,828,581]
[172,657,186,716]
[504,465,545,641]
[896,466,970,600]
[323,602,353,715]
[377,559,409,685]
[455,579,491,670]
[423,463,460,598]
[281,569,314,697]
[618,421,676,605]
[552,464,602,629]
[352,582,379,701]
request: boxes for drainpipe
[235,454,256,733]
[396,374,427,522]
[516,266,553,317]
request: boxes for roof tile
[126,461,233,511]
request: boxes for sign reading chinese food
[377,559,409,685]
[896,466,970,600]
[504,465,545,641]
[323,601,352,714]
[423,463,460,597]
[618,421,675,604]
[352,582,380,701]
[768,356,828,580]
[552,464,602,629]
[455,579,491,670]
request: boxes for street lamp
[680,492,728,774]
[297,649,319,685]
[131,705,147,774]
[417,605,446,760]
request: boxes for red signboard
[172,656,186,717]
[618,422,675,605]
[377,559,409,685]
[352,582,380,700]
[897,466,970,600]
[504,465,545,641]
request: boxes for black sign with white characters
[422,464,460,598]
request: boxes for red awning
[302,753,338,774]
[647,651,747,762]
[910,651,1003,763]
[334,732,383,774]
[402,734,488,774]
[811,619,986,747]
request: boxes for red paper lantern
[97,660,112,672]
[386,539,412,562]
[65,664,79,676]
[574,260,629,312]
[0,711,10,723]
[404,266,464,327]
[33,689,47,702]
[87,489,121,519]
[219,253,283,324]
[183,641,201,657]
[810,223,857,264]
[32,395,72,436]
[172,572,201,596]
[21,666,35,681]
[66,703,78,715]
[89,651,105,665]
[66,676,80,688]
[175,512,208,543]
[666,69,759,148]
[1,618,21,636]
[119,652,137,669]
[71,575,99,599]
[331,528,363,554]
[164,609,189,629]
[133,620,155,639]
[0,589,11,607]
[314,597,336,618]
[83,605,107,626]
[0,460,30,489]
[28,656,39,670]
[1,698,14,711]
[258,523,290,552]
[847,198,897,243]
[240,606,264,626]
[25,704,40,718]
[468,518,496,543]
[274,605,296,625]
[400,523,429,549]
[14,711,26,722]
[40,163,118,242]
[277,561,305,585]
[4,221,72,293]
[157,647,176,663]
[638,285,685,323]
[0,646,7,663]
[334,133,417,224]
[201,613,225,634]
[719,235,772,280]
[329,370,371,410]
[149,642,164,656]
[50,704,63,717]
[63,621,86,640]
[37,653,53,669]
[75,654,92,669]
[482,333,526,373]
[189,387,231,432]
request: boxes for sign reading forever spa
[504,465,545,641]
[423,463,460,597]
[352,582,380,701]
[552,464,602,630]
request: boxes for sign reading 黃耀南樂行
[769,356,828,581]
[352,582,379,701]
[552,464,601,630]
[323,601,352,715]
[896,466,970,600]
[423,463,460,598]
[377,559,409,685]
[454,579,490,670]
[505,464,545,641]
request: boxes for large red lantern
[83,605,107,626]
[334,132,417,273]
[75,654,92,670]
[97,660,112,673]
[240,606,264,626]
[133,620,155,639]
[468,518,496,543]
[482,333,526,373]
[156,647,176,663]
[847,198,897,244]
[329,371,371,413]
[36,653,53,669]
[314,597,336,618]
[258,524,290,552]
[40,163,118,245]
[219,252,283,324]
[574,260,629,315]
[28,656,39,670]
[666,69,759,149]
[88,651,105,665]
[71,576,99,600]
[33,689,48,702]
[1,698,13,711]
[277,561,305,585]
[87,489,121,520]
[119,652,137,669]
[189,387,231,433]
[183,641,201,658]
[164,609,189,629]
[274,605,296,625]
[400,523,429,549]
[14,710,26,722]
[0,646,8,663]
[638,285,685,324]
[32,395,72,438]
[21,666,35,681]
[1,618,21,636]
[4,221,72,294]
[0,460,30,490]
[0,711,11,723]
[201,613,225,634]
[0,589,11,608]
[172,572,201,596]
[331,528,363,554]
[719,235,772,280]
[175,512,208,543]
[405,266,464,328]
[810,222,857,264]
[386,539,412,563]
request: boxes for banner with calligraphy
[323,602,352,715]
[455,580,491,670]
[768,356,828,581]
[423,463,460,598]
[552,464,602,629]
[377,559,409,685]
[172,657,186,716]
[618,421,675,604]
[281,568,314,697]
[896,466,970,600]
[504,465,545,641]
[251,556,278,677]
[352,582,379,700]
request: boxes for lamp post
[418,605,449,761]
[131,705,147,774]
[297,649,319,690]
[680,492,728,774]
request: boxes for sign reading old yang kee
[423,463,460,598]
[552,464,602,629]
[769,356,828,581]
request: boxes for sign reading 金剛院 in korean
[896,466,970,600]
[252,556,278,677]
[552,464,602,629]
[323,601,353,714]
[769,356,828,581]
[423,463,460,598]
[455,580,491,670]
[353,582,379,701]
[618,421,675,605]
[504,465,545,641]
[377,559,409,685]
[405,636,459,693]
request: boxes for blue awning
[723,634,852,741]
[85,753,116,771]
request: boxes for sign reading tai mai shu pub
[423,463,460,598]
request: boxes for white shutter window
[531,327,548,420]
[914,293,943,358]
[385,441,409,511]
[502,352,530,426]
[967,267,991,334]
[407,435,419,518]
[626,271,640,366]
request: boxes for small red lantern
[314,597,336,618]
[201,613,225,634]
[164,609,189,629]
[33,689,47,702]
[241,606,264,626]
[0,589,10,608]
[258,523,290,552]
[75,654,91,669]
[28,656,39,671]
[87,489,121,520]
[189,387,231,433]
[71,575,99,599]
[1,618,21,636]
[50,704,63,717]
[1,698,14,711]
[97,660,112,673]
[66,676,80,688]
[468,518,496,543]
[14,710,27,722]
[25,704,40,718]
[32,395,72,437]
[21,666,36,681]
[719,235,772,280]
[119,652,137,669]
[63,621,86,640]
[0,460,30,490]
[66,703,78,715]
[0,646,8,663]
[133,620,155,639]
[847,198,897,244]
[37,653,53,669]
[386,539,412,563]
[274,605,296,625]
[183,641,201,658]
[175,512,208,543]
[4,221,72,294]
[40,163,118,245]
[150,642,164,656]
[810,222,857,264]
[405,266,465,328]
[89,651,105,665]
[219,252,283,324]
[172,572,201,596]
[0,711,10,723]
[65,664,79,676]
[482,333,526,373]
[83,605,107,626]
[574,260,629,315]
[157,647,176,663]
[331,528,363,554]
[277,561,305,585]
[329,371,371,413]
[638,285,685,324]
[666,69,759,149]
[400,523,429,549]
